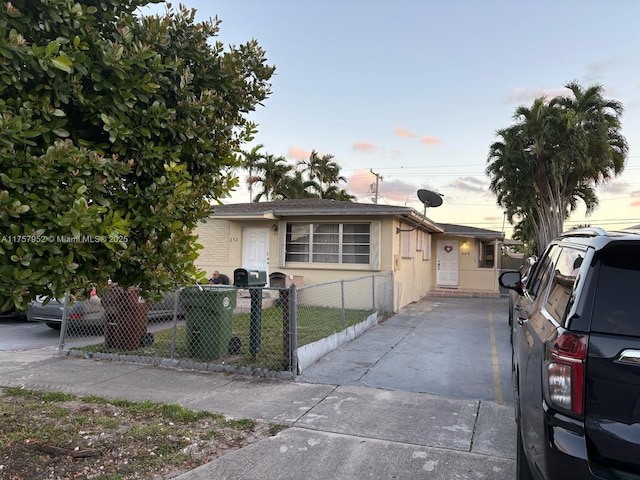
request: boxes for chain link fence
[56,274,393,377]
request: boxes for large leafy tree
[0,0,274,311]
[486,82,627,253]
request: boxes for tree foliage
[0,0,275,311]
[245,149,355,202]
[486,82,628,253]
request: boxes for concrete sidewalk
[0,297,516,479]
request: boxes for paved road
[0,314,59,351]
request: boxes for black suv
[500,228,640,480]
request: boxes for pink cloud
[346,169,434,205]
[630,200,640,208]
[396,127,441,145]
[347,169,376,193]
[353,142,378,153]
[287,146,310,161]
[379,178,418,203]
[420,136,441,145]
[449,177,487,193]
[395,127,416,138]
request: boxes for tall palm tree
[298,150,348,199]
[320,185,356,201]
[252,154,292,202]
[277,169,317,200]
[242,144,265,202]
[487,81,628,253]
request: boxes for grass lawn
[78,306,373,371]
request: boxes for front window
[286,223,370,264]
[480,241,495,268]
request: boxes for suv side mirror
[500,271,524,296]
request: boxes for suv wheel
[516,421,534,480]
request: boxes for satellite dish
[417,189,444,208]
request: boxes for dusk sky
[142,0,640,237]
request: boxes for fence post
[280,286,290,370]
[170,288,181,359]
[58,292,69,352]
[249,287,262,359]
[289,284,298,374]
[341,280,346,329]
[372,275,376,312]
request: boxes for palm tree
[298,150,349,199]
[277,169,317,200]
[486,81,628,253]
[319,185,356,201]
[251,154,292,201]
[242,144,265,202]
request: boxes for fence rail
[58,273,393,377]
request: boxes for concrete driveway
[299,295,513,404]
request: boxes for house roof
[210,199,443,233]
[209,200,509,239]
[437,223,505,240]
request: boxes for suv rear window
[591,243,640,336]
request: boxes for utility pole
[370,169,383,204]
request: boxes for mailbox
[233,268,267,287]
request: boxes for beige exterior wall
[194,215,436,311]
[430,235,500,295]
[392,219,433,311]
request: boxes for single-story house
[194,199,504,312]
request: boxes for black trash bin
[180,285,237,360]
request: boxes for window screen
[285,223,371,265]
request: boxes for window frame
[285,222,372,266]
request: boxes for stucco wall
[195,215,436,311]
[392,218,433,311]
[430,235,500,295]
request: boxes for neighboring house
[430,223,505,298]
[195,199,504,312]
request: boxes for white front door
[436,240,459,286]
[242,227,270,277]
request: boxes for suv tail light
[545,332,587,417]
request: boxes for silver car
[27,293,104,330]
[27,289,181,330]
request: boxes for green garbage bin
[180,286,237,360]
